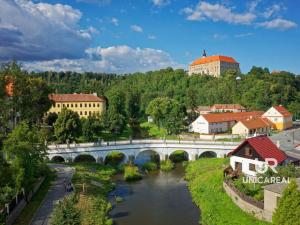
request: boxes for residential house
[210,104,246,113]
[189,111,263,134]
[232,118,274,137]
[262,106,293,130]
[48,93,106,118]
[228,135,287,177]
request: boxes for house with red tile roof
[228,135,287,177]
[48,93,106,118]
[188,50,240,77]
[262,105,293,130]
[189,111,263,134]
[210,104,246,113]
[232,118,274,137]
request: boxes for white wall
[230,156,265,177]
[189,116,210,134]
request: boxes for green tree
[81,115,102,142]
[273,180,300,225]
[3,121,46,198]
[50,194,81,225]
[146,97,185,134]
[54,108,81,143]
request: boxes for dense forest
[32,66,300,117]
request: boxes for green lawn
[140,122,179,139]
[185,158,270,225]
[13,171,56,225]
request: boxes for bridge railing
[47,139,240,150]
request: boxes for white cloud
[257,18,297,30]
[263,4,281,18]
[111,17,119,26]
[183,1,256,25]
[23,45,179,74]
[234,32,254,38]
[248,0,261,13]
[152,0,170,7]
[0,0,94,61]
[212,33,227,40]
[131,25,143,32]
[148,35,157,40]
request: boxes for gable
[231,142,264,161]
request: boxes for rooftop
[229,135,288,164]
[190,55,239,66]
[211,104,245,110]
[273,105,292,117]
[239,117,274,129]
[264,178,300,194]
[202,111,264,123]
[49,93,105,103]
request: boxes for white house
[189,111,264,134]
[228,136,287,177]
[262,106,292,131]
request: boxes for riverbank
[185,158,270,225]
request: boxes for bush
[105,152,125,167]
[160,160,174,172]
[74,154,96,163]
[124,165,142,181]
[233,176,262,198]
[169,150,188,163]
[50,194,81,225]
[142,162,158,171]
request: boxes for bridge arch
[74,154,96,163]
[135,149,160,165]
[169,150,189,162]
[199,151,217,158]
[51,155,65,162]
[104,151,126,166]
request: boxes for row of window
[55,111,100,116]
[53,103,101,108]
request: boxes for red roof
[273,106,292,117]
[202,111,264,123]
[239,118,274,129]
[211,104,245,110]
[229,135,287,164]
[191,55,238,66]
[49,94,105,102]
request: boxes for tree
[3,121,46,198]
[54,108,81,143]
[50,194,81,225]
[81,116,102,142]
[273,180,300,225]
[146,97,185,134]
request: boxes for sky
[0,0,300,74]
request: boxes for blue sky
[1,0,299,74]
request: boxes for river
[109,165,200,225]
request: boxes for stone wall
[223,181,272,222]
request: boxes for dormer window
[245,147,253,156]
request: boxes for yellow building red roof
[49,94,105,102]
[202,111,264,123]
[239,118,274,129]
[190,55,238,66]
[273,105,292,117]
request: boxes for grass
[100,125,133,141]
[71,163,115,225]
[185,158,270,225]
[140,122,179,139]
[169,150,188,162]
[124,165,142,181]
[13,170,56,225]
[160,159,175,171]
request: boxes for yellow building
[188,50,240,77]
[262,106,293,130]
[48,93,106,118]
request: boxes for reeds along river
[109,165,200,225]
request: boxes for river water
[109,165,200,225]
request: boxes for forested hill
[32,66,300,116]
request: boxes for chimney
[276,140,280,148]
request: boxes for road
[30,164,74,225]
[270,127,300,158]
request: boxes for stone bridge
[47,139,240,164]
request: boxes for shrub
[142,162,158,171]
[124,165,142,181]
[169,150,188,163]
[50,194,81,225]
[105,152,125,167]
[160,160,174,171]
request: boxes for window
[89,103,91,107]
[63,104,65,107]
[245,147,253,157]
[80,104,82,107]
[67,104,69,107]
[97,103,100,107]
[80,111,82,115]
[93,103,95,107]
[53,103,56,108]
[58,104,60,108]
[85,111,87,115]
[85,103,87,107]
[89,111,92,116]
[249,163,256,172]
[75,104,77,107]
[71,104,73,107]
